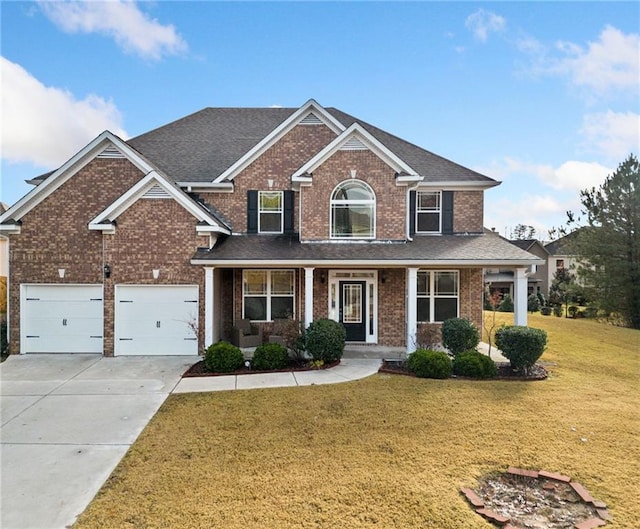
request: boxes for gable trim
[292,123,419,183]
[0,131,155,226]
[88,171,230,235]
[213,99,346,183]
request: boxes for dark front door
[339,281,366,342]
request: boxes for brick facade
[454,191,484,233]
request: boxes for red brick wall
[7,158,145,353]
[459,268,484,331]
[300,151,406,241]
[377,268,406,346]
[101,199,208,355]
[454,191,484,233]
[200,124,336,232]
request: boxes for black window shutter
[442,191,454,234]
[409,190,416,237]
[283,190,294,234]
[247,190,258,233]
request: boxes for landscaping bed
[183,358,340,377]
[379,359,548,380]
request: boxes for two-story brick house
[0,99,541,356]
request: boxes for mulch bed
[183,359,340,377]
[379,359,548,381]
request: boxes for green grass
[73,314,639,529]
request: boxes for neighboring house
[544,230,585,287]
[0,99,541,356]
[485,237,550,298]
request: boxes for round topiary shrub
[441,318,480,356]
[527,294,541,312]
[305,318,346,364]
[453,350,497,379]
[407,349,452,379]
[204,341,244,373]
[498,294,514,312]
[251,343,289,371]
[495,326,547,375]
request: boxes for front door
[339,281,366,341]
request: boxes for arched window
[330,180,375,239]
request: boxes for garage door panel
[115,286,199,356]
[22,285,103,354]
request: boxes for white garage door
[115,285,199,356]
[22,285,104,353]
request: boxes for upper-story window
[330,180,375,239]
[556,259,565,270]
[416,191,441,233]
[258,191,283,233]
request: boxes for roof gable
[88,170,230,235]
[0,131,155,231]
[292,123,420,186]
[213,99,346,183]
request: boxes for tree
[548,267,577,318]
[510,224,536,240]
[568,154,640,328]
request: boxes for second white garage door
[115,285,199,356]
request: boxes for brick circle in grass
[461,467,612,528]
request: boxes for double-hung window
[416,191,441,233]
[258,191,283,233]
[330,180,375,239]
[243,270,294,321]
[417,270,459,322]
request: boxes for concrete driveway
[0,354,196,529]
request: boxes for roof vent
[300,112,323,125]
[340,136,368,151]
[142,184,171,199]
[97,145,125,159]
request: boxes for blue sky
[1,1,638,239]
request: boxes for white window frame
[258,191,283,234]
[330,180,376,239]
[416,270,459,323]
[415,191,442,234]
[242,269,295,321]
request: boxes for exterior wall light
[103,264,111,279]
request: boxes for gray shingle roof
[126,106,496,185]
[193,233,542,265]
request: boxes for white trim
[88,171,230,235]
[192,258,543,267]
[330,179,376,240]
[416,270,460,324]
[205,267,215,346]
[177,182,235,192]
[0,131,154,225]
[406,268,418,353]
[415,190,442,234]
[304,267,314,328]
[514,267,528,326]
[242,269,296,322]
[327,269,377,343]
[258,190,284,234]
[213,99,345,183]
[416,180,500,190]
[292,123,417,182]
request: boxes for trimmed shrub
[527,294,541,312]
[495,326,547,374]
[568,305,579,318]
[441,318,480,356]
[540,306,552,316]
[204,341,244,373]
[407,349,452,379]
[553,305,563,317]
[453,350,497,379]
[251,343,289,371]
[583,306,598,318]
[498,294,514,312]
[305,318,346,364]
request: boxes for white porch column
[406,267,418,353]
[514,267,528,326]
[204,266,215,347]
[304,267,314,328]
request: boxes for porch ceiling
[191,234,544,267]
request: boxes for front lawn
[74,314,639,528]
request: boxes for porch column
[514,267,528,326]
[204,266,215,347]
[406,267,418,353]
[304,267,314,328]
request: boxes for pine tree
[571,154,640,328]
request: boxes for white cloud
[1,57,128,168]
[519,26,639,98]
[555,26,639,96]
[38,0,187,60]
[580,111,640,160]
[465,9,505,42]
